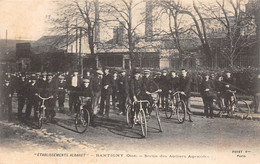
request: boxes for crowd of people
[0,67,259,123]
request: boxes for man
[223,71,235,110]
[90,70,103,115]
[99,68,113,117]
[200,74,215,118]
[130,71,143,102]
[252,73,260,113]
[142,69,159,115]
[159,70,169,109]
[57,75,67,113]
[78,79,95,125]
[117,70,129,115]
[168,71,179,93]
[179,69,193,122]
[68,71,81,115]
[111,71,119,111]
[2,79,14,121]
[42,74,57,119]
[17,75,27,120]
[25,76,39,119]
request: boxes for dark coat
[159,75,169,92]
[117,75,129,95]
[130,78,142,99]
[90,76,102,95]
[178,76,191,98]
[200,79,215,98]
[168,77,179,92]
[101,74,113,95]
[142,76,159,93]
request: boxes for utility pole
[66,19,69,53]
[6,30,8,48]
[79,28,82,76]
[76,19,78,55]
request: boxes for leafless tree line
[48,0,260,69]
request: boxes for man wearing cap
[142,69,159,114]
[25,76,39,119]
[68,71,81,115]
[99,68,113,117]
[223,71,236,111]
[130,71,142,102]
[160,70,170,110]
[90,70,103,115]
[112,71,119,111]
[117,70,129,115]
[57,75,67,113]
[1,79,14,121]
[16,75,27,120]
[179,69,193,122]
[200,73,215,118]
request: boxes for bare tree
[48,0,100,69]
[157,0,213,67]
[201,0,257,67]
[102,0,146,69]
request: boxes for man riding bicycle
[141,70,160,115]
[223,71,236,111]
[38,73,57,120]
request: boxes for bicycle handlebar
[226,90,236,94]
[146,89,162,95]
[132,100,150,105]
[35,94,53,100]
[172,91,186,96]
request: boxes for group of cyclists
[0,67,259,126]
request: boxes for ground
[0,96,259,164]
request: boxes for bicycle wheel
[165,98,174,119]
[139,109,147,138]
[154,105,163,132]
[236,100,251,119]
[38,111,43,129]
[126,104,134,128]
[75,109,90,133]
[176,100,186,123]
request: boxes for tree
[102,0,146,69]
[201,0,257,67]
[49,0,100,69]
[157,0,213,67]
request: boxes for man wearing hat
[90,70,103,115]
[99,67,113,117]
[117,69,129,115]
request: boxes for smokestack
[145,1,153,41]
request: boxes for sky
[0,0,55,40]
[0,0,246,41]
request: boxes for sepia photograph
[0,0,259,163]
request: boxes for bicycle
[165,91,187,123]
[126,90,163,137]
[74,96,91,133]
[218,90,251,119]
[35,94,54,129]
